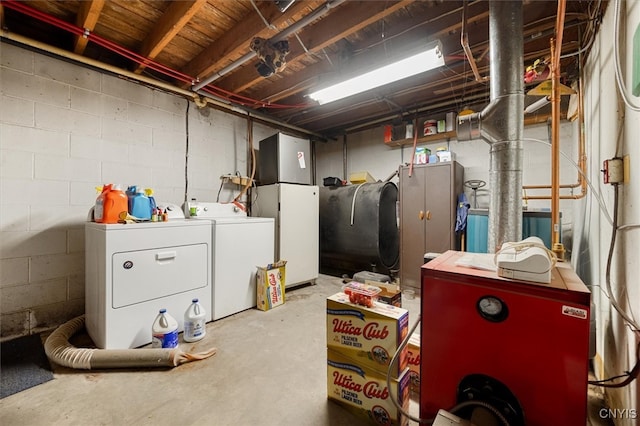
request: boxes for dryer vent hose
[44,315,217,370]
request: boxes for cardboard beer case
[326,292,409,378]
[256,260,286,311]
[407,332,421,400]
[327,348,410,426]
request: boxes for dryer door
[112,244,208,308]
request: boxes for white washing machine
[187,202,275,320]
[85,216,212,349]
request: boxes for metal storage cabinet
[399,162,464,290]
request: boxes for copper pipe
[408,117,419,177]
[521,75,587,201]
[550,0,566,259]
[461,0,488,83]
[525,193,586,200]
[550,38,561,249]
[524,183,581,190]
[577,69,587,196]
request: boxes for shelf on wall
[384,130,456,147]
[383,112,563,148]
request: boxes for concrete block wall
[580,2,640,421]
[0,42,269,339]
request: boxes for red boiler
[420,250,591,425]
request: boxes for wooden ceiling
[1,0,606,139]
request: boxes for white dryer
[85,218,212,349]
[187,202,275,320]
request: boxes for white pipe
[613,0,640,111]
[524,96,551,114]
[44,316,217,370]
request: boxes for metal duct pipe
[456,0,523,252]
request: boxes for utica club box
[327,348,410,426]
[407,332,420,399]
[327,292,409,378]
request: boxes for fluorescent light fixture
[308,40,444,105]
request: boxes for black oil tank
[320,182,399,276]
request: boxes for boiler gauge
[477,295,508,322]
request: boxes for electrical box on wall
[602,158,624,184]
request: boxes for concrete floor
[0,274,610,426]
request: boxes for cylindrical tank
[320,182,399,275]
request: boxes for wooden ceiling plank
[134,0,207,74]
[2,0,597,135]
[252,0,575,109]
[233,1,472,103]
[181,1,319,85]
[218,0,414,95]
[74,0,106,54]
[292,0,415,59]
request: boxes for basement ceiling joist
[0,0,607,138]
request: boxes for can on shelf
[423,119,437,136]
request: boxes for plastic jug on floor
[184,298,207,343]
[152,309,178,348]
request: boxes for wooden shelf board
[384,112,563,148]
[384,130,456,147]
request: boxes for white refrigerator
[254,183,319,288]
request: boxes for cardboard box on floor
[352,271,401,307]
[407,332,420,400]
[327,348,410,426]
[256,260,286,311]
[326,292,409,378]
[365,279,402,307]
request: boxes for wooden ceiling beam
[134,0,207,74]
[247,0,581,107]
[73,0,105,55]
[217,0,414,95]
[235,1,482,103]
[181,1,318,85]
[256,1,579,108]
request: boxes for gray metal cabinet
[399,162,464,290]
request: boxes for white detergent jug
[183,298,207,343]
[152,309,178,348]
